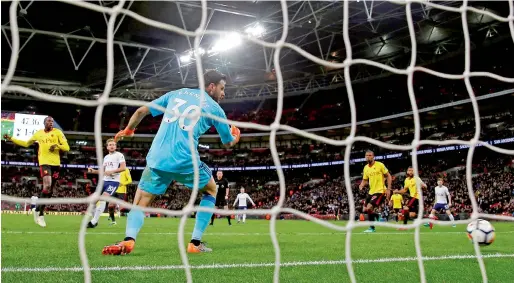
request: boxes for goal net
[1,0,514,282]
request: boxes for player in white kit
[233,187,256,224]
[427,178,455,229]
[87,138,126,228]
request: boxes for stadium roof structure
[1,0,511,103]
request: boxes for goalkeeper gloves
[114,128,135,142]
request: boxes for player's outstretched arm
[394,186,408,195]
[115,106,150,142]
[4,132,37,148]
[247,194,256,207]
[88,167,101,174]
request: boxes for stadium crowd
[2,151,513,217]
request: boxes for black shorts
[113,192,126,201]
[406,197,419,211]
[393,208,402,214]
[215,198,227,207]
[40,165,60,179]
[365,193,385,208]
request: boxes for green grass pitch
[2,214,513,283]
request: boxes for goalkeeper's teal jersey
[145,88,234,173]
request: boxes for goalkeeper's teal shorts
[139,164,212,195]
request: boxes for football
[466,219,496,246]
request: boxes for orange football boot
[102,240,135,256]
[187,242,213,253]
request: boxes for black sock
[124,237,135,242]
[36,191,51,216]
[227,216,231,225]
[368,212,375,230]
[210,214,215,224]
[190,239,201,246]
[109,206,115,222]
[403,211,409,225]
[395,215,398,222]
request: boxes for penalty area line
[2,253,514,273]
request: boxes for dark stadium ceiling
[1,0,511,102]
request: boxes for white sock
[91,201,106,225]
[242,214,246,222]
[448,214,455,222]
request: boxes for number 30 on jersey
[163,98,201,131]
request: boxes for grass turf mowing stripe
[3,253,514,273]
[3,231,514,236]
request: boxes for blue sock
[192,194,216,241]
[125,209,144,241]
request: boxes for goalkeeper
[102,70,240,255]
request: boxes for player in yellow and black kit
[359,150,392,232]
[389,192,404,222]
[4,116,69,227]
[394,167,427,229]
[108,168,132,225]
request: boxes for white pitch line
[3,230,514,236]
[2,253,514,273]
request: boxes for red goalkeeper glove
[231,125,240,144]
[114,127,135,142]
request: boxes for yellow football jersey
[362,161,389,195]
[391,194,403,209]
[116,168,132,194]
[11,128,69,166]
[404,176,423,200]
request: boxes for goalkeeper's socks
[227,216,231,225]
[126,209,144,240]
[191,194,216,242]
[403,212,409,225]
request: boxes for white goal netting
[1,0,514,282]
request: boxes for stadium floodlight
[179,54,191,63]
[209,32,242,53]
[188,47,206,56]
[245,24,266,38]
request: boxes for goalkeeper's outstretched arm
[115,106,150,142]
